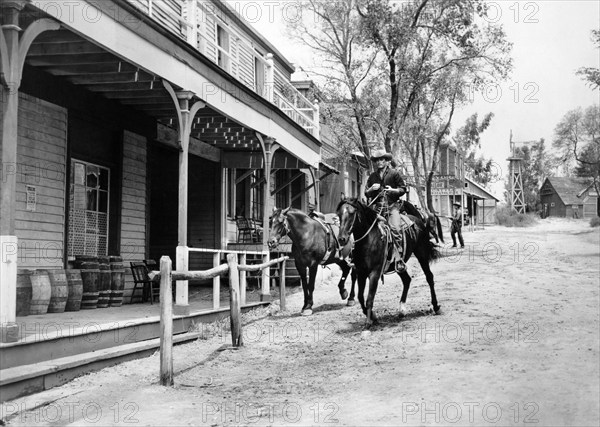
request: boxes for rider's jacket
[365,167,407,207]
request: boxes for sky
[228,0,600,195]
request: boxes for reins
[347,203,379,243]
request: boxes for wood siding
[0,88,68,269]
[120,130,148,302]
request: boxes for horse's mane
[401,200,422,218]
[336,197,379,223]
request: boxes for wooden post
[226,253,243,347]
[174,245,189,315]
[313,99,320,139]
[265,53,274,102]
[159,256,173,386]
[279,257,286,311]
[261,251,270,300]
[0,4,59,343]
[213,252,220,309]
[239,253,247,305]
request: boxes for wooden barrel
[65,269,84,312]
[47,269,68,313]
[16,269,33,317]
[109,256,125,307]
[80,259,99,310]
[29,270,51,315]
[74,255,97,269]
[97,256,111,308]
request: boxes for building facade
[0,0,322,341]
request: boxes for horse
[267,207,356,316]
[336,197,441,326]
[400,200,445,244]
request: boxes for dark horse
[400,200,445,244]
[267,207,355,316]
[336,198,441,326]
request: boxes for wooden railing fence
[150,253,288,386]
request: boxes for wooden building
[540,177,598,218]
[0,0,322,342]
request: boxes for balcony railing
[125,0,319,138]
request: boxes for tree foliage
[552,105,600,178]
[452,112,497,186]
[286,0,512,209]
[576,30,600,90]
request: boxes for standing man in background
[451,202,465,248]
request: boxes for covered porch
[1,0,321,345]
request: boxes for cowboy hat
[452,202,462,207]
[370,149,392,161]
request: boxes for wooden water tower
[507,130,525,214]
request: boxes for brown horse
[336,197,441,326]
[267,207,355,316]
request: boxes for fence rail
[152,253,288,386]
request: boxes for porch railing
[175,246,273,310]
[124,0,320,138]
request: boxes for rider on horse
[365,148,409,273]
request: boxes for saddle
[309,211,352,264]
[377,213,415,275]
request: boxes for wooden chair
[130,262,159,304]
[236,217,255,243]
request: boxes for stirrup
[395,259,406,273]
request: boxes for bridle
[342,202,379,243]
[269,211,290,247]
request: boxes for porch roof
[22,1,321,167]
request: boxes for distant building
[539,177,599,218]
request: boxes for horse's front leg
[365,271,381,327]
[300,265,318,316]
[356,271,367,314]
[418,257,441,314]
[347,267,357,307]
[296,262,312,316]
[398,270,412,318]
[335,261,351,301]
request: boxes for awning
[319,161,340,179]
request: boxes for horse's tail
[435,214,444,243]
[424,238,442,264]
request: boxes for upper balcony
[125,0,320,139]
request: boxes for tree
[576,30,600,90]
[453,112,496,186]
[552,105,600,178]
[287,0,512,209]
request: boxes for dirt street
[2,218,599,426]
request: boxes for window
[68,160,110,258]
[255,55,265,96]
[217,25,230,71]
[251,170,264,222]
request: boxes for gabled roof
[542,177,594,205]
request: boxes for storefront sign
[26,185,36,211]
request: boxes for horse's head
[336,198,359,246]
[267,207,290,249]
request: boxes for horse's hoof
[301,309,313,316]
[399,303,407,318]
[341,290,349,300]
[346,300,356,307]
[434,305,442,315]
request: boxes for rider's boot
[391,228,406,273]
